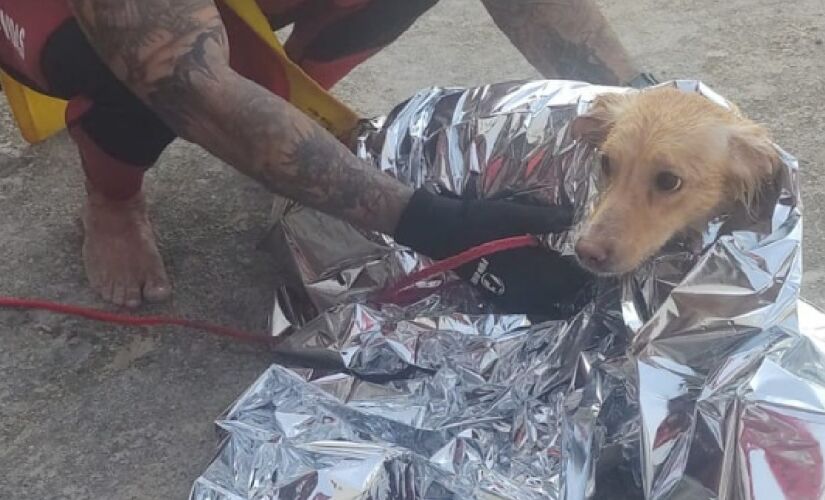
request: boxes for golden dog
[572,86,779,275]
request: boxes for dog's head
[571,87,779,276]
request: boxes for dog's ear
[726,123,780,205]
[571,93,633,146]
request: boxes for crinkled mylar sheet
[191,81,825,500]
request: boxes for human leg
[0,2,176,307]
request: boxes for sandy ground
[1,0,823,498]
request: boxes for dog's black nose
[575,239,612,271]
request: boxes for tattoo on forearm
[480,0,638,85]
[220,82,411,233]
[279,121,410,227]
[67,0,411,234]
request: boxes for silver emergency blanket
[191,81,825,499]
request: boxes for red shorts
[0,0,437,196]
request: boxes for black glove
[394,188,593,316]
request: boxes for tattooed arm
[480,0,638,85]
[67,0,411,234]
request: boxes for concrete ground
[1,0,822,498]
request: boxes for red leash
[376,234,540,303]
[0,235,540,343]
[0,296,273,345]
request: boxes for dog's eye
[655,172,683,192]
[600,155,611,177]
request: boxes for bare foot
[81,186,172,308]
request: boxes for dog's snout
[575,239,613,272]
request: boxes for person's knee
[40,20,176,167]
[40,20,111,99]
[303,0,440,61]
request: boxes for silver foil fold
[192,80,825,499]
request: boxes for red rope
[377,234,540,303]
[0,296,272,345]
[0,235,540,342]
